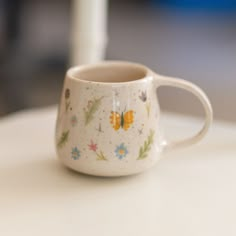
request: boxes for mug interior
[69,62,147,83]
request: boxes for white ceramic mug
[55,61,213,176]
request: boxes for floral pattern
[59,90,156,163]
[88,140,107,161]
[137,129,154,160]
[70,115,78,127]
[65,88,70,99]
[65,88,71,112]
[139,91,147,102]
[139,90,150,118]
[88,140,98,152]
[115,143,128,159]
[57,130,69,148]
[83,97,103,125]
[71,147,80,160]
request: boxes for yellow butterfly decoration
[110,110,134,131]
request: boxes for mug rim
[66,61,154,85]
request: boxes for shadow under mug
[55,61,213,176]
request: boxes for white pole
[70,0,108,66]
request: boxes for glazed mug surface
[55,61,212,176]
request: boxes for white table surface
[0,106,236,236]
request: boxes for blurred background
[0,0,236,121]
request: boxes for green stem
[137,129,154,160]
[96,150,107,161]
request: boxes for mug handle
[154,74,213,151]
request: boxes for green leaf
[140,147,143,155]
[142,154,148,159]
[137,129,155,160]
[96,150,107,161]
[144,141,148,150]
[84,97,103,125]
[57,130,69,148]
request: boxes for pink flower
[88,140,98,152]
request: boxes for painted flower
[88,140,98,152]
[87,100,93,109]
[71,147,80,160]
[115,143,128,159]
[70,115,78,127]
[65,88,70,99]
[139,91,147,102]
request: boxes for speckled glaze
[55,61,212,176]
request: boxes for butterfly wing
[110,111,121,130]
[123,110,134,130]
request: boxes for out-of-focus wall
[107,1,236,121]
[0,0,235,122]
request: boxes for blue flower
[115,143,128,159]
[71,147,80,160]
